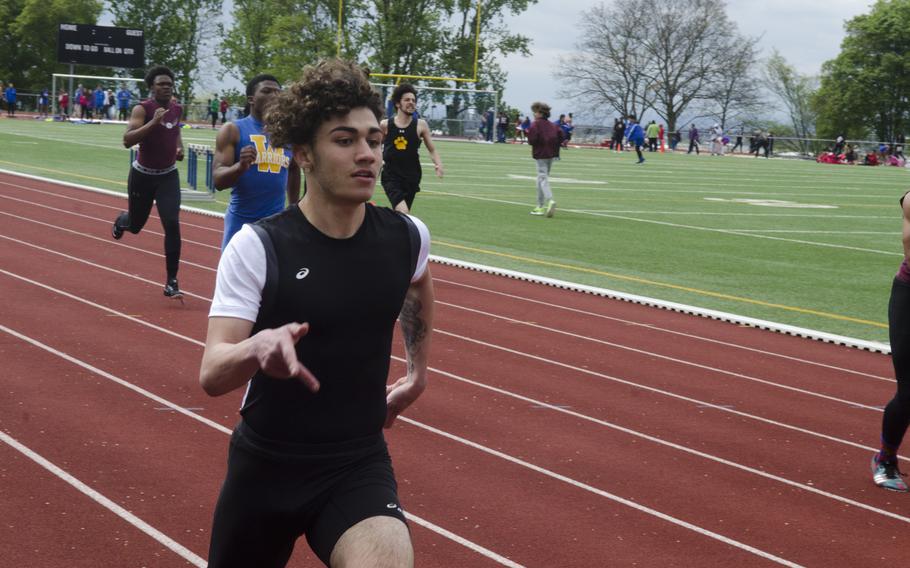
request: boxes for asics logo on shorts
[296,268,310,280]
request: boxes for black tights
[883,277,910,452]
[120,167,182,280]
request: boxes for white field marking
[551,210,899,256]
[427,179,897,199]
[732,230,897,235]
[0,325,525,568]
[703,198,838,209]
[10,141,39,144]
[506,174,608,184]
[0,194,220,251]
[0,215,216,274]
[10,258,908,541]
[0,430,207,568]
[426,189,901,255]
[436,299,884,411]
[0,179,223,233]
[434,327,887,454]
[0,128,130,151]
[397,418,804,568]
[570,210,894,219]
[433,277,891,383]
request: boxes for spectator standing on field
[4,83,16,117]
[117,86,132,121]
[527,101,562,217]
[687,124,700,155]
[611,118,625,152]
[646,120,659,152]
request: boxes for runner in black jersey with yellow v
[379,83,443,213]
[199,59,435,568]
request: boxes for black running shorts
[206,421,408,568]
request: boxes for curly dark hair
[144,66,174,88]
[266,59,382,148]
[391,83,416,106]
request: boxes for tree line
[558,0,909,146]
[0,0,535,115]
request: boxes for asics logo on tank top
[249,134,290,173]
[296,268,310,280]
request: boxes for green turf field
[2,117,909,343]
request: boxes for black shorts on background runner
[206,421,408,568]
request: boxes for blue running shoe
[872,454,909,492]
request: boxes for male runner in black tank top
[199,59,435,567]
[379,83,444,213]
[111,65,185,300]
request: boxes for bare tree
[557,2,656,121]
[559,0,752,132]
[704,39,764,130]
[764,50,817,153]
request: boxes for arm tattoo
[400,295,427,364]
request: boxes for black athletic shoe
[163,278,183,299]
[111,212,128,240]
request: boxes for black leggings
[122,167,182,280]
[884,277,910,450]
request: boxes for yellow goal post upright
[51,72,145,117]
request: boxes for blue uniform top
[94,89,105,108]
[117,89,131,109]
[228,116,293,220]
[625,122,645,144]
[5,87,15,103]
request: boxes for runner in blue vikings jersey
[213,74,302,249]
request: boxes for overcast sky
[499,0,873,119]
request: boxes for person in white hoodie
[711,124,725,156]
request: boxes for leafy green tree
[1,0,102,92]
[814,0,910,142]
[109,0,221,102]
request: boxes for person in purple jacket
[527,101,563,217]
[111,65,186,300]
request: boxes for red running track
[1,170,908,567]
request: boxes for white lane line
[433,277,891,382]
[0,235,212,300]
[0,215,216,273]
[0,193,220,250]
[437,300,885,411]
[399,418,803,567]
[393,357,910,523]
[0,178,222,233]
[434,327,886,454]
[0,432,207,567]
[0,247,890,452]
[0,323,523,567]
[6,268,908,552]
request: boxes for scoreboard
[57,23,145,69]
